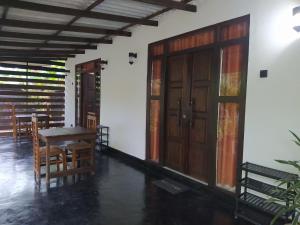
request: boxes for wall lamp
[129,52,137,65]
[100,60,108,70]
[293,6,300,31]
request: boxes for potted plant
[269,131,300,225]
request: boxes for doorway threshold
[162,167,209,186]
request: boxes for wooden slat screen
[0,61,66,136]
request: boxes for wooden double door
[164,48,214,183]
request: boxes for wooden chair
[32,116,67,182]
[67,113,97,169]
[87,114,97,130]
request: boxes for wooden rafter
[0,58,65,66]
[0,31,112,44]
[0,52,76,58]
[0,0,158,26]
[45,0,112,46]
[0,19,131,36]
[0,0,195,59]
[131,0,196,12]
[0,40,97,50]
[99,0,193,42]
[43,0,107,46]
[0,49,84,55]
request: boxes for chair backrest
[87,112,96,116]
[87,114,97,130]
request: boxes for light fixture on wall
[293,6,300,31]
[129,52,137,65]
[100,60,108,70]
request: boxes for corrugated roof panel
[0,0,176,59]
[7,8,73,25]
[2,26,56,35]
[74,18,128,30]
[22,0,95,10]
[39,47,75,50]
[59,31,105,39]
[2,0,167,40]
[47,40,90,45]
[93,0,164,18]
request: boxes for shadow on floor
[0,137,250,225]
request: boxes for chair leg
[62,153,67,172]
[37,165,41,184]
[34,170,37,183]
[56,156,60,172]
[72,151,77,169]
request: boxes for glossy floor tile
[0,137,250,225]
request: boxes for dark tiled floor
[0,137,250,225]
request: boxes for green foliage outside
[0,61,65,102]
[269,131,300,225]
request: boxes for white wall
[66,0,300,173]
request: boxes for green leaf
[271,205,300,225]
[290,130,300,146]
[292,213,300,225]
[270,207,288,225]
[275,160,300,171]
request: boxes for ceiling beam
[0,56,67,61]
[43,0,107,47]
[131,0,196,12]
[0,0,158,26]
[0,19,131,36]
[0,31,112,44]
[98,0,193,43]
[0,40,97,50]
[0,48,84,55]
[0,58,65,66]
[0,53,76,58]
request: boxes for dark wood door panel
[167,88,182,109]
[165,141,185,172]
[188,144,209,181]
[192,87,209,113]
[164,48,214,183]
[192,50,213,81]
[187,48,214,183]
[81,73,96,127]
[190,118,207,144]
[166,115,182,138]
[164,54,188,172]
[168,56,186,82]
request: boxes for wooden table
[13,114,49,139]
[38,127,97,183]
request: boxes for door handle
[190,98,195,129]
[177,99,182,126]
